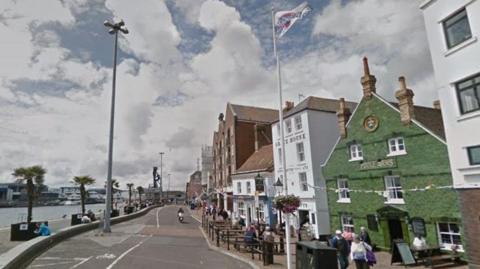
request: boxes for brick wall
[458,189,480,268]
[323,96,462,250]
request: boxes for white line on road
[156,208,160,228]
[70,256,93,269]
[105,236,151,269]
[30,261,75,267]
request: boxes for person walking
[350,235,372,269]
[331,230,350,269]
[359,226,371,245]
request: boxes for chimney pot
[337,98,351,138]
[395,76,415,125]
[361,57,377,99]
[283,101,294,112]
[433,100,441,110]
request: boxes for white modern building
[272,98,356,239]
[201,145,214,191]
[421,0,480,267]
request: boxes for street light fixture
[274,178,283,195]
[103,19,128,233]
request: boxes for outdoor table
[411,245,442,265]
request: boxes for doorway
[388,218,404,241]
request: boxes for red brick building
[185,171,202,202]
[212,103,278,211]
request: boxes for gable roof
[273,96,357,122]
[229,103,278,123]
[389,102,445,140]
[236,144,273,173]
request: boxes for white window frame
[384,176,404,204]
[237,182,242,194]
[258,203,265,221]
[387,137,407,156]
[337,178,350,203]
[349,144,363,161]
[437,222,464,252]
[340,214,354,233]
[238,201,245,217]
[285,118,292,133]
[294,115,302,130]
[299,172,308,192]
[296,142,305,162]
[276,123,281,136]
[246,181,251,194]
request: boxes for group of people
[331,227,376,269]
[80,210,97,224]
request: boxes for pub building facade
[322,58,464,252]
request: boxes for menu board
[366,214,378,231]
[411,217,426,237]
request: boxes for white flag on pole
[275,1,311,38]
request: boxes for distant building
[201,145,214,191]
[0,186,13,206]
[212,103,278,212]
[186,171,203,202]
[421,1,480,266]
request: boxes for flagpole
[272,7,292,269]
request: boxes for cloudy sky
[0,0,435,190]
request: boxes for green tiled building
[322,58,463,252]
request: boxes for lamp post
[273,178,284,238]
[159,152,164,200]
[103,19,128,233]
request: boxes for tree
[105,179,120,209]
[12,165,47,223]
[136,186,144,205]
[126,183,134,206]
[72,176,95,214]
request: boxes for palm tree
[105,179,120,209]
[137,186,144,205]
[12,165,47,223]
[72,176,95,214]
[126,183,134,206]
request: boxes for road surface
[28,206,252,269]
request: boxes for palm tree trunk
[128,188,132,206]
[139,193,142,205]
[80,184,86,214]
[27,179,33,223]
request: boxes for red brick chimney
[395,76,415,125]
[361,57,377,99]
[337,98,351,138]
[433,100,441,110]
[283,101,294,112]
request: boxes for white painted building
[421,1,480,266]
[272,98,356,239]
[231,144,276,227]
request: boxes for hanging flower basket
[274,195,301,214]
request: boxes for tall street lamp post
[159,152,164,200]
[103,19,128,233]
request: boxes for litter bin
[71,213,83,226]
[296,241,338,269]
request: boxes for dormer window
[349,144,363,161]
[388,137,407,156]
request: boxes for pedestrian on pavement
[342,228,354,246]
[221,209,229,221]
[359,226,371,246]
[350,234,372,269]
[244,224,257,246]
[331,230,350,269]
[35,222,51,236]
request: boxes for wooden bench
[425,253,462,268]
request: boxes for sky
[0,0,435,191]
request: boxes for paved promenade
[27,206,252,269]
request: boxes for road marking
[156,208,160,228]
[105,236,151,269]
[96,253,116,259]
[30,261,74,267]
[70,256,92,269]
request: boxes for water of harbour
[0,204,106,228]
